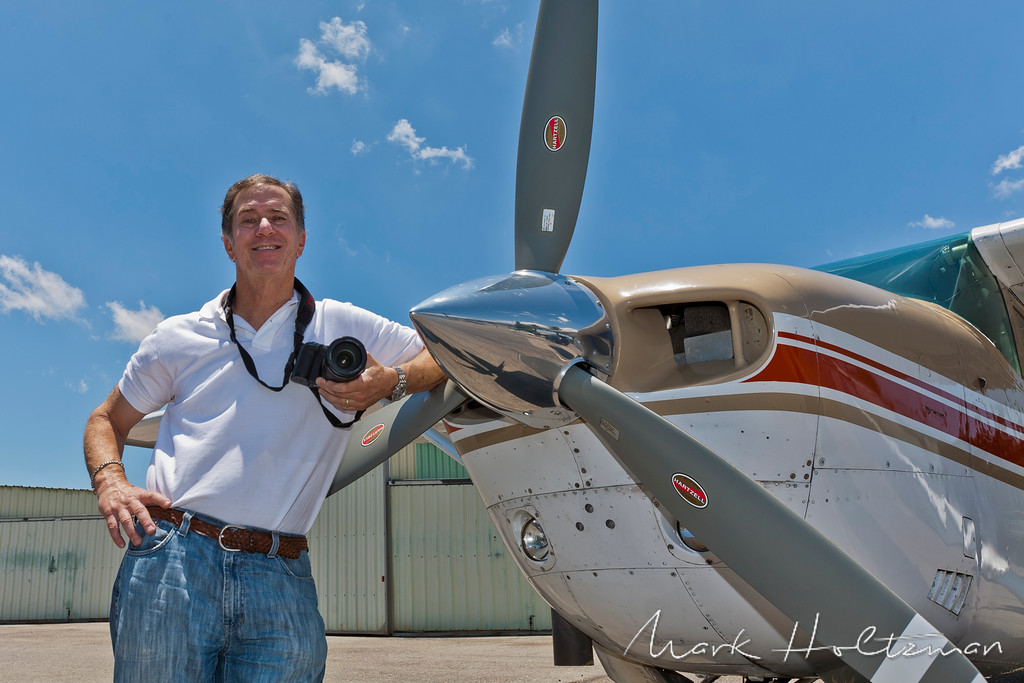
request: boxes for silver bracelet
[89,460,125,488]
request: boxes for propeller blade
[556,364,984,683]
[514,0,598,273]
[327,382,468,496]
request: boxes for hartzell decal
[545,116,566,151]
[672,473,708,509]
[361,424,386,447]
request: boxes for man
[83,173,446,681]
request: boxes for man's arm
[316,347,446,412]
[83,386,171,548]
[393,347,448,395]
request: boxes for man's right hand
[84,386,172,548]
[94,471,172,548]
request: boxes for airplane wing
[124,408,163,448]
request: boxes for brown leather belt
[146,506,308,559]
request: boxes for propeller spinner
[410,1,986,682]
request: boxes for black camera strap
[224,278,362,429]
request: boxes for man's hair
[220,174,305,241]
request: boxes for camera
[290,337,367,387]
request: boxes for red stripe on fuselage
[789,331,1020,433]
[744,332,1024,468]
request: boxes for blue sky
[3,1,1024,491]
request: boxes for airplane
[129,2,1024,682]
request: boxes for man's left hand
[315,352,396,412]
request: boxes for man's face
[223,184,306,281]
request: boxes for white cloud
[319,18,372,61]
[417,145,473,167]
[351,139,369,155]
[994,178,1024,199]
[337,234,359,258]
[66,379,88,394]
[296,39,360,95]
[386,119,473,169]
[0,255,86,322]
[387,119,424,153]
[992,145,1024,175]
[493,23,524,48]
[106,300,164,343]
[908,214,955,230]
[295,18,373,95]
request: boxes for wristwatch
[390,366,407,402]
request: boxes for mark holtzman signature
[624,610,1002,662]
[623,609,761,661]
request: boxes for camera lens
[324,337,366,382]
[332,347,357,370]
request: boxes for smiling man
[83,173,445,682]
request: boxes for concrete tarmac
[0,622,749,682]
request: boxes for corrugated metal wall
[1,486,125,622]
[307,460,388,634]
[0,486,99,517]
[1,445,551,634]
[390,483,550,633]
[414,443,470,480]
[389,443,469,481]
[0,516,121,621]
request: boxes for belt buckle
[218,524,247,552]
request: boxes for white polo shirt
[119,289,423,534]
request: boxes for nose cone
[410,270,612,428]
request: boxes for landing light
[521,518,550,562]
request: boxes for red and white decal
[361,424,386,447]
[545,116,566,151]
[672,473,708,508]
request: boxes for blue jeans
[109,509,327,682]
